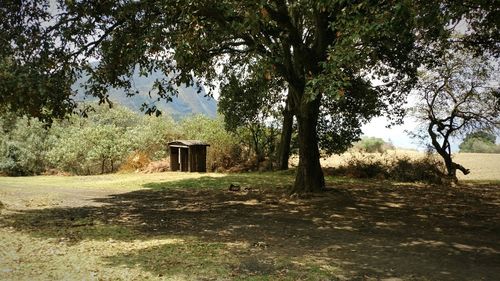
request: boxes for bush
[390,155,446,184]
[180,114,243,171]
[328,153,446,184]
[46,105,180,175]
[0,142,27,176]
[0,117,50,176]
[460,138,500,153]
[334,155,388,179]
[142,158,170,173]
[131,115,181,160]
[119,151,151,172]
[354,137,394,153]
[459,131,500,153]
[1,105,263,175]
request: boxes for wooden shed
[168,140,210,172]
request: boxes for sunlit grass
[0,171,351,280]
[0,172,223,190]
[143,171,295,190]
[1,168,499,280]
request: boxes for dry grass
[316,150,500,181]
[453,153,500,181]
[304,149,500,182]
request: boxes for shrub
[354,137,394,153]
[46,105,180,175]
[390,155,446,184]
[0,142,27,176]
[142,158,170,173]
[329,152,446,184]
[0,117,50,176]
[180,114,243,171]
[131,115,181,160]
[119,151,151,172]
[335,154,389,179]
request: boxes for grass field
[1,155,499,280]
[309,150,500,181]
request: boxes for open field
[306,150,500,182]
[1,171,499,280]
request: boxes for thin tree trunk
[278,101,294,170]
[292,95,325,193]
[101,158,106,174]
[250,126,263,168]
[428,123,469,184]
[442,154,458,182]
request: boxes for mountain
[75,70,218,120]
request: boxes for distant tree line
[459,131,500,154]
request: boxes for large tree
[2,0,497,192]
[412,51,500,182]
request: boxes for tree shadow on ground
[1,174,499,280]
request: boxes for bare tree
[412,51,500,183]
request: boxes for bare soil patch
[1,173,499,280]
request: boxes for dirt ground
[1,173,499,280]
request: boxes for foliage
[0,1,78,122]
[0,116,50,176]
[0,103,280,175]
[132,114,181,160]
[317,79,389,156]
[218,71,283,167]
[48,124,133,174]
[0,104,184,175]
[44,105,148,174]
[353,137,394,154]
[389,155,446,184]
[459,131,500,153]
[180,114,243,171]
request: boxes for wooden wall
[170,145,207,172]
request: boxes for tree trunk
[428,123,469,184]
[442,153,458,183]
[292,96,325,193]
[101,158,106,174]
[250,126,263,168]
[277,103,294,170]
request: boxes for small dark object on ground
[228,184,241,192]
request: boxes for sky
[361,116,423,150]
[359,116,467,152]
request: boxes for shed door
[170,147,180,171]
[180,148,189,172]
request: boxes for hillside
[75,70,218,120]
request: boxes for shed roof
[168,140,210,147]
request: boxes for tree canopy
[1,0,498,191]
[459,131,500,153]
